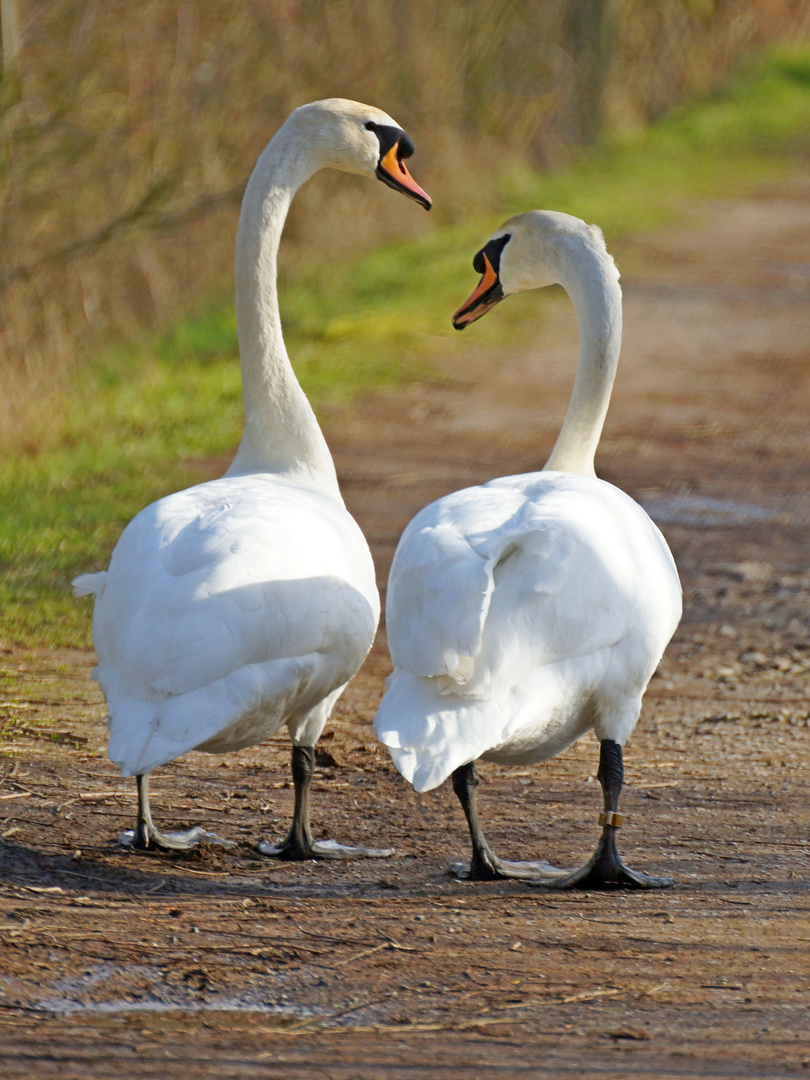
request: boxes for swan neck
[542,253,622,477]
[227,121,341,499]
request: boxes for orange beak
[452,254,504,330]
[378,143,432,211]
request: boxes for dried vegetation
[1,0,809,449]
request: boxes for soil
[1,181,809,1078]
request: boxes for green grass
[3,45,810,649]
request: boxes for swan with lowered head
[374,210,681,888]
[73,98,431,857]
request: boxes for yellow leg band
[598,811,625,828]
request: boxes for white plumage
[377,471,681,792]
[374,211,682,887]
[91,475,377,778]
[73,98,430,855]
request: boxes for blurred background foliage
[2,0,809,451]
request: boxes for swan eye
[365,121,377,132]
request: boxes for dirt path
[1,181,809,1078]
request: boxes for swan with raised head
[374,211,681,888]
[73,98,431,857]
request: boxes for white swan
[374,211,682,888]
[72,98,431,856]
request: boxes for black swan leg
[258,745,393,860]
[531,739,674,890]
[120,774,232,852]
[449,761,560,881]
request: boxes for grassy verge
[3,46,810,650]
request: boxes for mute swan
[72,98,431,856]
[374,211,681,888]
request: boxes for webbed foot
[123,774,234,853]
[529,839,673,890]
[450,854,562,881]
[531,740,674,890]
[121,824,233,852]
[258,836,393,861]
[257,746,394,861]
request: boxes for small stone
[731,561,773,585]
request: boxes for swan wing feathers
[90,475,379,774]
[386,473,665,687]
[384,484,528,682]
[376,472,681,789]
[71,572,107,598]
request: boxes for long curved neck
[226,120,342,500]
[542,250,622,477]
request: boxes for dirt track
[1,181,809,1078]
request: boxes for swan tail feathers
[102,653,320,777]
[373,670,501,793]
[72,571,107,598]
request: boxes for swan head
[287,98,432,210]
[453,210,617,329]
